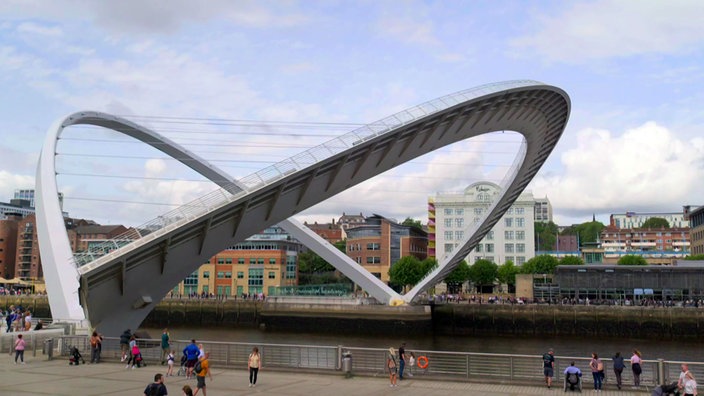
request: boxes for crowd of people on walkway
[1,304,42,333]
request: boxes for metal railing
[45,335,699,389]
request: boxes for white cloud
[16,21,63,36]
[531,122,704,219]
[512,0,704,63]
[0,170,34,201]
[376,17,440,47]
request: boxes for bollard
[657,358,665,385]
[342,351,353,378]
[44,338,54,360]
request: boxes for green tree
[401,217,423,231]
[520,255,559,274]
[617,255,648,266]
[421,257,438,275]
[559,256,584,265]
[469,259,498,287]
[388,256,423,290]
[685,254,704,261]
[641,217,670,229]
[562,220,605,246]
[535,221,559,251]
[444,260,470,293]
[497,260,518,285]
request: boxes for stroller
[651,382,680,396]
[176,354,188,376]
[69,345,85,365]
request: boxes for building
[345,214,427,283]
[0,199,35,219]
[687,206,704,256]
[610,211,689,229]
[14,189,64,211]
[338,212,366,230]
[69,224,130,253]
[534,197,553,223]
[173,225,301,296]
[14,214,42,280]
[429,181,536,265]
[0,213,21,278]
[600,225,689,263]
[304,220,343,243]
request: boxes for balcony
[630,241,656,247]
[673,241,690,247]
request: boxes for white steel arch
[36,80,570,331]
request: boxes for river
[140,326,700,361]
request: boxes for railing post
[32,335,37,357]
[509,356,514,381]
[467,354,470,379]
[657,358,665,385]
[336,345,342,371]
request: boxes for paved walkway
[1,355,651,395]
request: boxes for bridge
[35,80,570,334]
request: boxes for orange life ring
[417,355,429,369]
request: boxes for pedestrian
[166,350,175,377]
[407,352,415,377]
[182,385,194,396]
[183,339,200,379]
[126,335,137,368]
[613,351,625,390]
[193,351,211,396]
[89,330,103,363]
[589,352,603,391]
[161,328,170,365]
[684,371,698,396]
[34,319,44,331]
[398,342,406,380]
[143,373,168,396]
[119,329,131,362]
[679,364,691,393]
[12,333,26,364]
[248,347,261,387]
[131,341,144,369]
[631,349,643,387]
[387,347,398,387]
[542,348,555,389]
[23,311,32,331]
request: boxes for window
[225,258,233,264]
[367,243,381,250]
[516,243,525,253]
[515,207,525,215]
[505,243,514,253]
[504,218,513,227]
[445,218,453,227]
[485,256,494,263]
[444,231,453,240]
[455,231,464,240]
[269,258,277,264]
[248,268,264,287]
[517,256,526,265]
[445,243,454,253]
[257,258,264,265]
[475,244,483,253]
[515,218,525,228]
[217,271,225,279]
[268,271,276,279]
[203,271,210,278]
[516,231,525,240]
[507,208,514,215]
[505,256,514,263]
[217,258,225,264]
[238,258,245,264]
[249,258,256,264]
[455,208,464,215]
[237,271,244,279]
[486,231,494,240]
[455,218,464,228]
[444,208,453,215]
[366,257,381,264]
[474,208,483,216]
[505,231,514,240]
[225,272,232,279]
[486,243,494,253]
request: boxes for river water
[141,326,701,362]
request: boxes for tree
[559,256,584,265]
[421,257,438,275]
[497,260,518,285]
[388,256,423,290]
[468,259,498,287]
[520,255,559,274]
[535,221,559,251]
[401,217,423,231]
[641,217,669,229]
[617,255,648,266]
[685,254,704,261]
[561,220,605,246]
[444,260,470,294]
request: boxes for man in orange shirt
[194,352,212,396]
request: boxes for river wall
[4,297,704,340]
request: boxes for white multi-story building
[429,181,536,266]
[534,197,552,223]
[610,211,689,229]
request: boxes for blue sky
[1,0,703,227]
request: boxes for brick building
[0,213,21,278]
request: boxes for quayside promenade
[0,357,650,396]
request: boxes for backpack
[194,360,203,374]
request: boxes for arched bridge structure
[36,80,570,333]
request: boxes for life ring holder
[417,355,429,369]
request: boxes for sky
[1,0,703,229]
